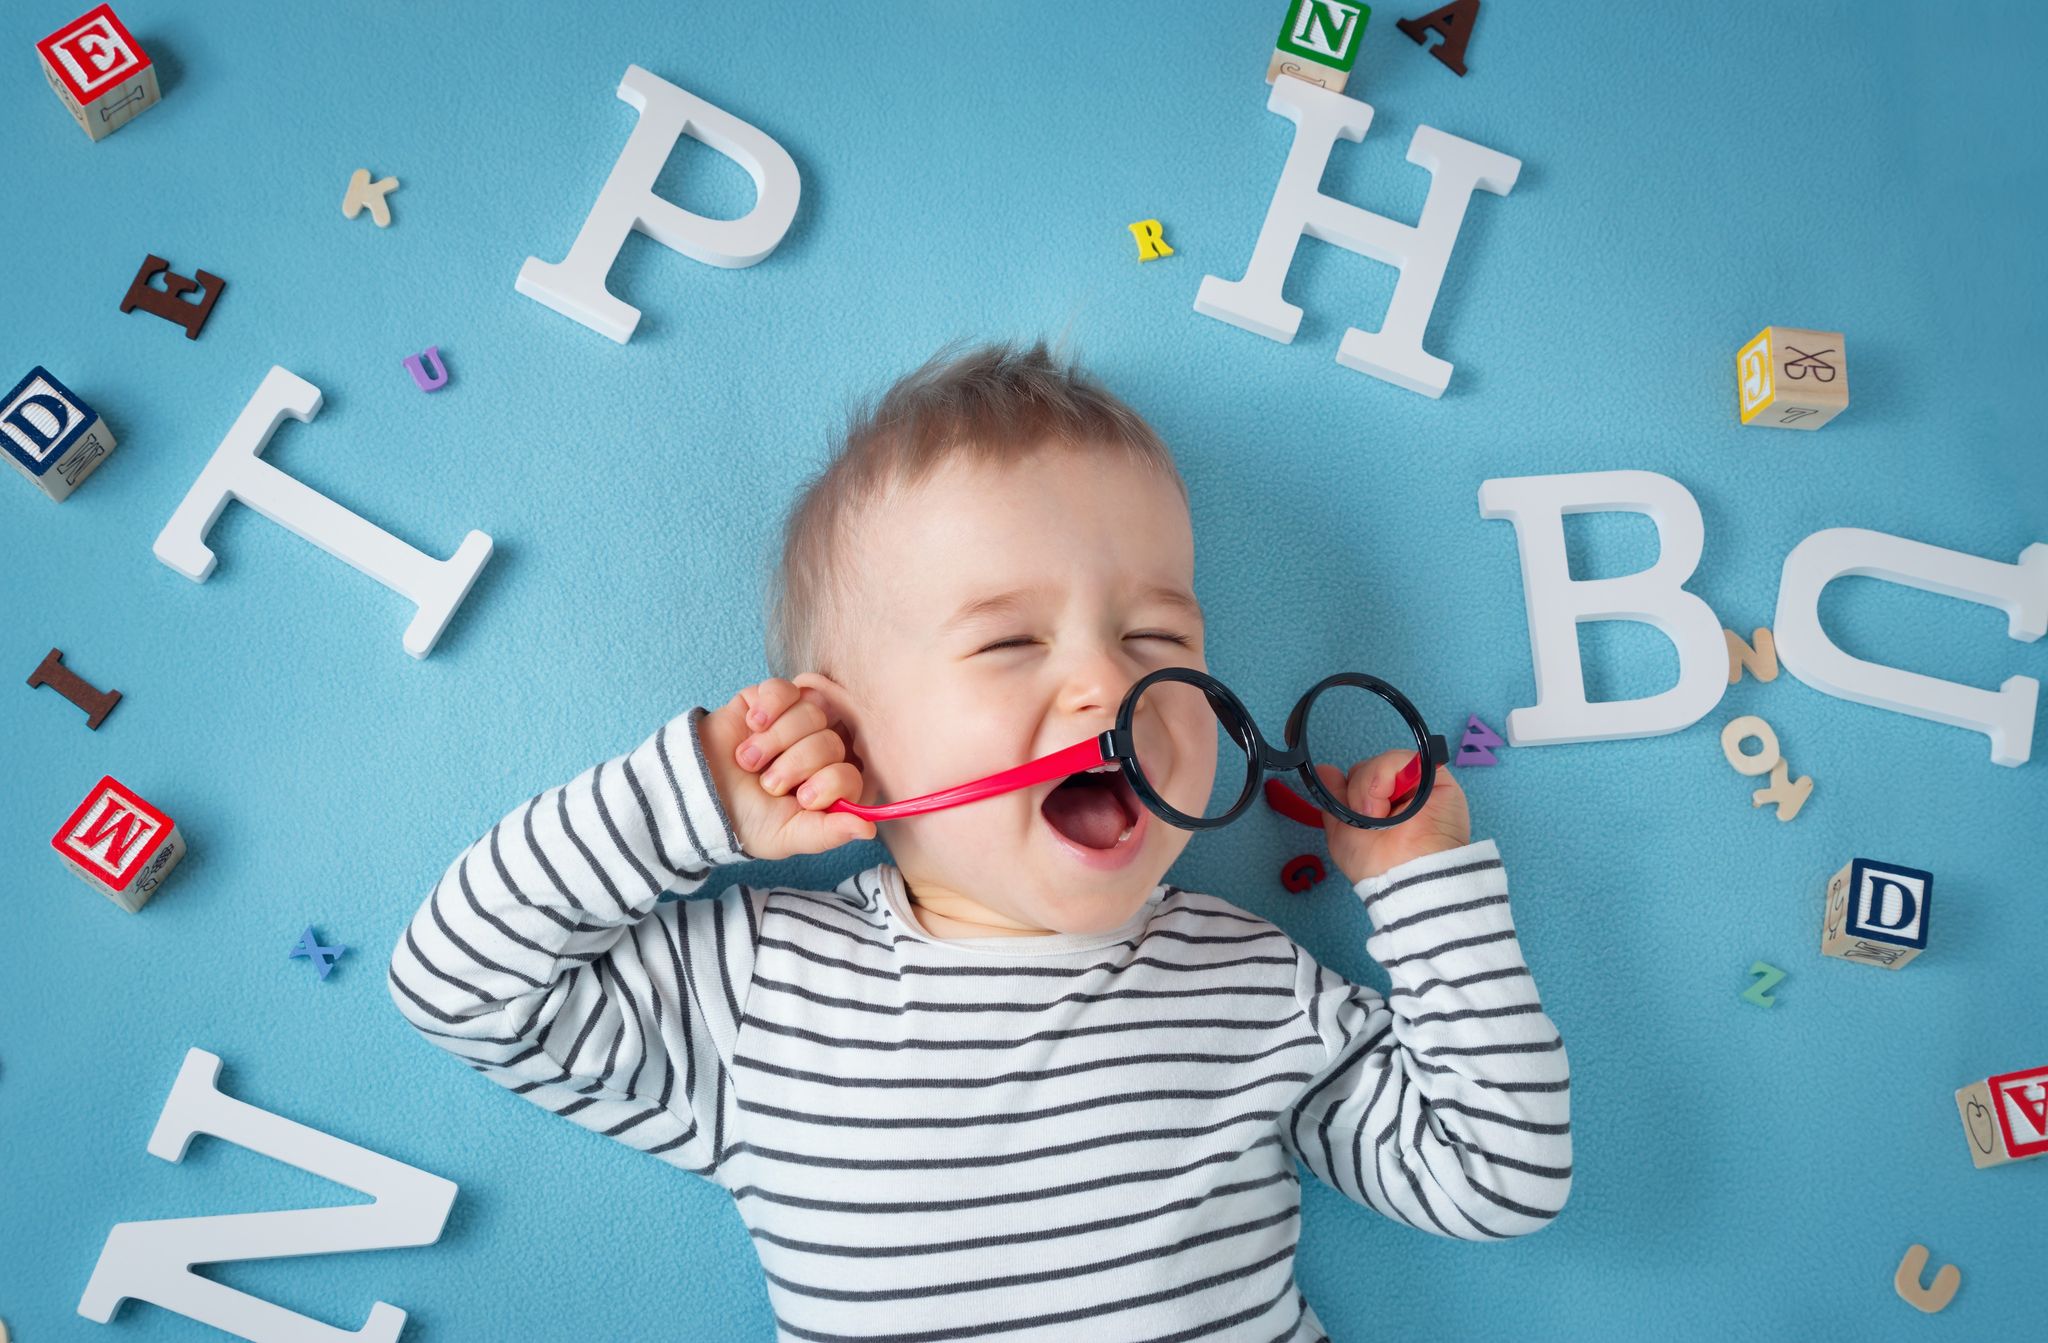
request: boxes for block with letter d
[1955,1064,2048,1169]
[51,775,186,913]
[3,366,116,501]
[1737,325,1849,430]
[1820,857,1931,969]
[36,5,160,141]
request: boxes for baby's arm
[1280,841,1572,1238]
[386,706,761,1177]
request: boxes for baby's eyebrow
[937,583,1203,634]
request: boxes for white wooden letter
[1478,470,1728,745]
[517,64,801,342]
[1194,76,1519,397]
[1774,529,2048,766]
[153,365,494,659]
[78,1048,458,1343]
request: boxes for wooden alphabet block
[36,5,160,141]
[1737,326,1849,430]
[1956,1064,2048,1168]
[3,366,116,500]
[51,775,186,913]
[1821,857,1930,969]
[1267,0,1369,94]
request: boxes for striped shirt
[389,706,1572,1342]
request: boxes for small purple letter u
[403,345,449,392]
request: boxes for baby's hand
[1312,752,1471,886]
[700,679,877,862]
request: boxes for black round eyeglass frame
[1097,667,1450,831]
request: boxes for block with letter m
[52,775,186,912]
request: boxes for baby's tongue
[1042,779,1127,850]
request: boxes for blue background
[3,1,2044,1339]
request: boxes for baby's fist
[700,678,876,862]
[1314,751,1471,886]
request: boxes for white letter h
[1195,78,1520,398]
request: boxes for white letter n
[517,65,801,343]
[1195,77,1519,398]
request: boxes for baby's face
[814,447,1214,935]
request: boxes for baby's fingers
[739,677,805,732]
[778,763,876,852]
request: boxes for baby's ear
[791,671,864,769]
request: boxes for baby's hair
[765,338,1188,692]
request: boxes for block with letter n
[3,365,117,501]
[51,775,186,913]
[1268,1,1370,94]
[1820,857,1931,970]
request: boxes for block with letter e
[1267,0,1369,94]
[1956,1064,2048,1169]
[1737,325,1848,430]
[36,5,160,141]
[52,775,186,913]
[1820,857,1931,969]
[3,366,116,501]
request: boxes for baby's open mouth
[1040,767,1142,850]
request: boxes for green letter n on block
[1276,0,1368,72]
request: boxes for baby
[390,342,1571,1341]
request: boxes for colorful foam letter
[1774,529,2047,766]
[1741,961,1784,1007]
[120,255,225,340]
[342,169,400,227]
[153,366,493,658]
[288,927,348,980]
[27,647,121,728]
[77,1048,458,1342]
[1477,471,1726,745]
[1281,853,1327,892]
[1128,219,1174,261]
[1455,714,1503,765]
[1893,1245,1960,1314]
[1396,0,1480,76]
[402,345,448,392]
[1724,626,1778,683]
[1194,77,1518,397]
[517,65,801,343]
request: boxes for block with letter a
[1820,857,1932,970]
[1195,75,1518,397]
[51,775,185,913]
[1955,1064,2048,1169]
[518,64,801,343]
[77,1047,459,1342]
[3,365,117,501]
[153,365,494,659]
[36,4,160,141]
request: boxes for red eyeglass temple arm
[831,739,1438,826]
[825,738,1106,822]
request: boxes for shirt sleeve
[1278,839,1572,1239]
[387,704,766,1180]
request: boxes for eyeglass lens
[1130,677,1423,825]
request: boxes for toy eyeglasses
[827,667,1449,830]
